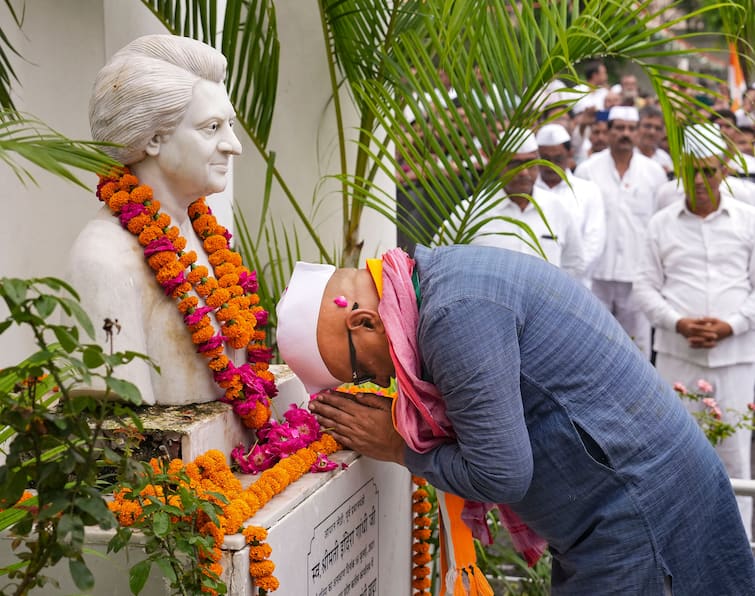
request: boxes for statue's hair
[89,34,227,165]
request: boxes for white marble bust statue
[68,34,243,405]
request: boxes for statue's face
[151,79,242,201]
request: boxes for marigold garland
[95,168,277,433]
[109,434,342,594]
[411,476,434,595]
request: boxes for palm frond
[0,0,27,113]
[340,0,746,248]
[0,112,119,188]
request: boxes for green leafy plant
[108,458,228,596]
[475,508,552,596]
[0,277,149,595]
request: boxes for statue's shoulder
[69,209,145,271]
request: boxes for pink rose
[697,379,714,394]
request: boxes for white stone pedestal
[0,367,413,595]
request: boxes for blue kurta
[404,244,754,594]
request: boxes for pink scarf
[378,247,547,567]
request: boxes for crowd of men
[400,60,755,540]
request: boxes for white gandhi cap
[683,123,727,158]
[535,123,571,147]
[276,262,342,394]
[501,127,538,154]
[608,106,639,122]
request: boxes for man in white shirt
[633,123,755,537]
[636,106,673,174]
[574,106,668,357]
[712,110,755,202]
[436,129,585,278]
[534,123,605,285]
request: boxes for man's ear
[347,308,384,334]
[145,134,162,157]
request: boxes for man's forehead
[512,150,538,161]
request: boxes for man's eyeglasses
[347,302,375,385]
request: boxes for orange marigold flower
[214,262,237,277]
[249,543,273,560]
[192,325,215,345]
[201,345,225,359]
[170,281,192,299]
[173,236,187,251]
[412,542,431,554]
[129,185,153,203]
[254,575,280,591]
[179,250,197,268]
[249,560,275,578]
[413,552,432,565]
[138,224,164,246]
[413,528,431,540]
[215,304,240,323]
[127,210,155,234]
[152,212,171,229]
[226,330,252,350]
[188,315,211,333]
[108,190,131,213]
[412,566,431,579]
[218,272,240,288]
[209,355,230,371]
[119,173,139,190]
[412,501,432,514]
[188,199,209,219]
[156,261,185,284]
[203,235,228,253]
[168,459,184,474]
[224,384,243,401]
[209,249,241,267]
[147,251,177,271]
[243,526,268,544]
[187,265,209,284]
[206,287,231,308]
[143,199,161,216]
[242,401,270,430]
[227,284,243,297]
[412,578,432,590]
[242,493,261,517]
[99,181,118,202]
[414,516,432,528]
[164,226,180,241]
[258,471,282,494]
[178,295,199,314]
[413,488,428,501]
[192,214,216,236]
[196,277,219,298]
[230,295,252,309]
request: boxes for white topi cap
[535,123,571,147]
[276,262,342,394]
[501,127,538,154]
[608,106,639,122]
[683,122,727,158]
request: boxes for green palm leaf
[340,0,746,248]
[0,112,119,188]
